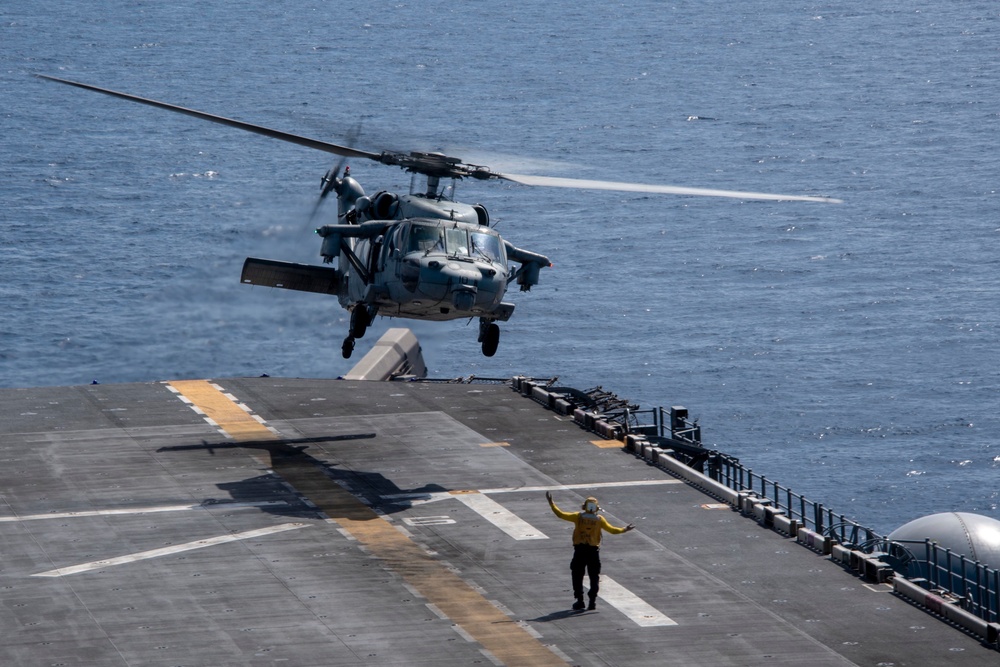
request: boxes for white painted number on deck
[403,516,457,526]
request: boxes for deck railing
[883,538,1000,623]
[562,383,1000,625]
[510,375,1000,625]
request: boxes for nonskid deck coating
[0,377,995,666]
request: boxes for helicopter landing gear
[350,305,371,339]
[341,336,355,359]
[343,305,376,359]
[479,319,500,357]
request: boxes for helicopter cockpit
[403,222,506,266]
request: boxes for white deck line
[598,576,678,627]
[381,479,681,504]
[451,492,548,540]
[0,500,289,523]
[32,522,306,577]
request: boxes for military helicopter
[38,75,841,359]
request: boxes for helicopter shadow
[158,434,447,518]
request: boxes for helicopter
[38,74,841,359]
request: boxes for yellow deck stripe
[274,459,563,665]
[591,439,623,449]
[169,379,278,442]
[167,379,565,666]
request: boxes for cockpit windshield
[470,231,504,264]
[406,223,505,264]
[444,228,469,256]
[407,224,444,253]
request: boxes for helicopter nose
[420,261,481,306]
[452,287,477,311]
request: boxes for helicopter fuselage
[242,173,550,358]
[342,215,513,322]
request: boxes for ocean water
[3,1,998,534]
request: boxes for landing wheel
[481,323,500,357]
[350,306,370,339]
[342,336,355,359]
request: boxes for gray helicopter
[38,75,841,359]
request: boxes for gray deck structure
[2,377,997,666]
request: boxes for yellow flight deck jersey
[548,496,629,547]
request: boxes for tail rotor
[307,123,363,225]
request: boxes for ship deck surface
[1,377,994,666]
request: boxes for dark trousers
[570,544,601,601]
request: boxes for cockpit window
[406,224,503,263]
[445,227,469,256]
[407,224,443,253]
[471,231,504,264]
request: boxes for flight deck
[1,376,997,666]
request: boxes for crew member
[546,491,635,610]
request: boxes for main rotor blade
[38,75,843,204]
[496,172,842,204]
[37,74,381,162]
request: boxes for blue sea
[3,1,998,534]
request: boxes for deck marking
[0,500,289,523]
[166,379,279,443]
[591,439,624,449]
[449,490,548,540]
[168,379,567,666]
[598,576,678,627]
[271,456,567,666]
[480,480,682,494]
[381,479,681,504]
[701,503,731,510]
[864,583,894,593]
[33,523,306,577]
